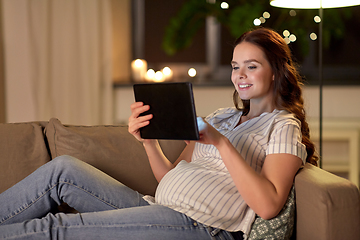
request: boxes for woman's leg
[0,205,234,240]
[0,155,147,225]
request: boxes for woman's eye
[248,66,257,70]
[232,66,239,70]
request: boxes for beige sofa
[0,118,359,240]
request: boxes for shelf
[310,128,359,187]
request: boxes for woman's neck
[244,101,275,119]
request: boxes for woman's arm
[143,140,195,182]
[198,123,302,220]
[128,102,195,182]
[217,137,301,219]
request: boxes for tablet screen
[133,82,199,140]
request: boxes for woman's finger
[129,102,150,121]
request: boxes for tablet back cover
[133,82,199,140]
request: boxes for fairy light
[253,18,261,26]
[289,10,297,16]
[283,30,290,37]
[221,2,229,9]
[289,34,297,42]
[310,32,318,40]
[314,15,321,23]
[263,11,270,18]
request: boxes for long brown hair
[233,28,318,165]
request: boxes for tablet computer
[133,82,199,140]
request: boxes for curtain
[0,1,4,123]
[2,0,113,125]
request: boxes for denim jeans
[0,155,236,240]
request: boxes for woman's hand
[196,118,227,147]
[128,102,153,142]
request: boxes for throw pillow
[248,186,295,240]
[0,122,50,194]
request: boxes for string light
[253,18,261,26]
[289,10,297,16]
[289,34,297,42]
[283,30,290,37]
[310,32,317,40]
[263,12,271,18]
[314,15,321,23]
[282,30,296,44]
[220,2,229,9]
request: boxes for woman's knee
[51,155,79,167]
[49,155,87,175]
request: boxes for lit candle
[154,71,164,82]
[188,68,197,77]
[162,66,173,81]
[145,69,155,81]
[131,59,147,82]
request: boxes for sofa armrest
[294,163,360,240]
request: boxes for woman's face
[231,41,275,104]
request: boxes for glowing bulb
[284,37,290,44]
[253,18,261,26]
[314,16,321,23]
[289,10,297,16]
[283,30,290,37]
[221,2,229,9]
[289,34,297,42]
[188,68,197,77]
[310,32,317,40]
[263,12,270,18]
[260,17,266,24]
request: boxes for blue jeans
[0,155,236,239]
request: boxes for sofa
[0,118,359,240]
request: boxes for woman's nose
[237,68,246,79]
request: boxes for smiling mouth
[238,84,252,89]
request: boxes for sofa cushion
[45,118,186,196]
[0,122,51,194]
